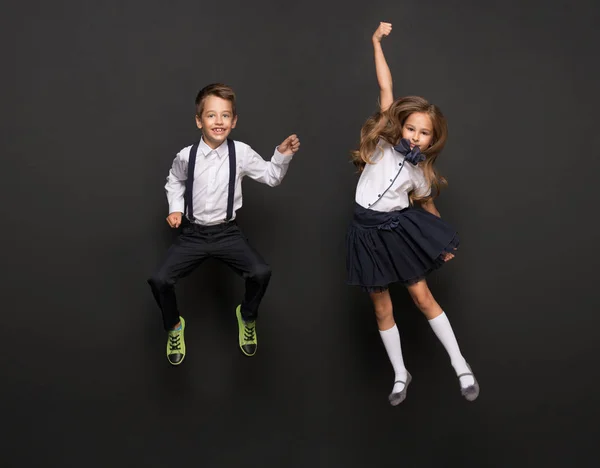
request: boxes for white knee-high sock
[379,324,409,393]
[428,312,475,387]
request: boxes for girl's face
[401,112,434,151]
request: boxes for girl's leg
[370,289,411,403]
[406,280,477,394]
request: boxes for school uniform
[346,138,459,292]
[148,137,292,330]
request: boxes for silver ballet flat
[458,363,480,402]
[388,371,412,406]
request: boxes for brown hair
[351,96,449,202]
[195,83,237,117]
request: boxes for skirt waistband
[352,202,410,229]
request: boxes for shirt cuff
[272,146,293,165]
[169,200,185,214]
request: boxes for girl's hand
[373,22,392,43]
[442,249,457,262]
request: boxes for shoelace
[169,334,181,351]
[243,323,255,342]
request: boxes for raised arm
[242,135,299,187]
[372,22,394,111]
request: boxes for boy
[148,83,300,365]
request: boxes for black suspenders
[184,139,237,222]
[184,142,200,221]
[225,139,236,221]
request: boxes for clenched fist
[166,212,182,228]
[373,22,392,43]
[277,134,300,156]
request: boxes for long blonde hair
[351,96,449,201]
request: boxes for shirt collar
[199,137,229,158]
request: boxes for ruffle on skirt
[346,203,459,291]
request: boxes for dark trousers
[148,221,271,330]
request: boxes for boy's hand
[277,134,300,156]
[166,212,182,228]
[373,22,392,43]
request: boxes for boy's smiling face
[196,95,238,149]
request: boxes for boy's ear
[231,115,238,129]
[195,114,202,129]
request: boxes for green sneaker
[166,316,186,365]
[236,305,257,356]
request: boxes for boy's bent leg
[215,225,272,320]
[148,230,210,365]
[241,257,272,321]
[148,230,210,329]
[214,224,272,355]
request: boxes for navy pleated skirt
[346,203,459,292]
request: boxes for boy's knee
[251,263,271,282]
[148,272,174,291]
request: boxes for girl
[346,22,479,405]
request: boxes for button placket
[367,160,406,209]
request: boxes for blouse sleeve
[412,167,431,198]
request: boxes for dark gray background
[2,0,599,466]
